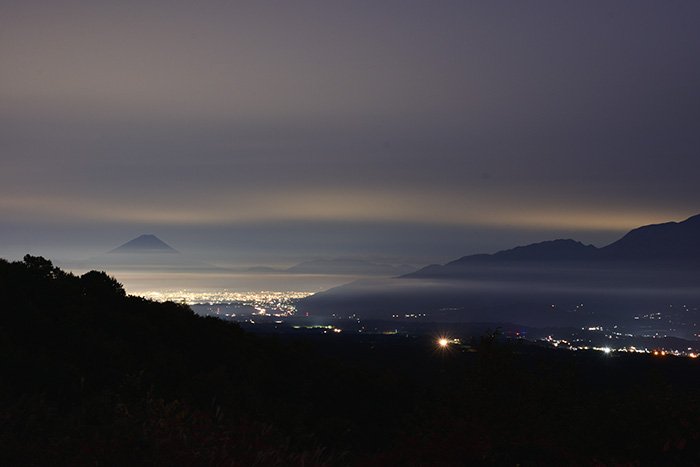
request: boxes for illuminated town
[139,290,700,359]
[140,290,313,316]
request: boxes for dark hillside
[0,256,360,465]
[3,256,700,465]
[602,213,700,260]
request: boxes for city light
[438,338,449,348]
[139,290,313,316]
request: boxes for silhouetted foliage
[22,254,60,278]
[80,270,126,299]
[2,255,700,465]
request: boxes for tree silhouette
[80,270,126,299]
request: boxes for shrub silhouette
[80,270,126,299]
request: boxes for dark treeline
[2,256,700,465]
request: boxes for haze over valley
[42,214,700,353]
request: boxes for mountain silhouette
[451,239,597,263]
[601,213,700,260]
[299,214,700,330]
[406,213,700,278]
[109,234,178,254]
[66,235,230,276]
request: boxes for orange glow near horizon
[0,193,690,234]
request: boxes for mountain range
[299,214,700,334]
[65,235,221,274]
[409,213,700,278]
[67,235,413,279]
[109,234,179,254]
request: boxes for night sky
[2,1,699,266]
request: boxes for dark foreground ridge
[3,256,700,465]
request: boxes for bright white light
[438,338,449,348]
[602,347,611,354]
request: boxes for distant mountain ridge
[68,234,224,275]
[299,213,700,329]
[453,239,597,263]
[407,213,700,278]
[109,234,178,254]
[601,213,700,260]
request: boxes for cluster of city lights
[542,336,699,359]
[139,290,314,315]
[291,324,343,334]
[138,292,700,358]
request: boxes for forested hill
[0,256,359,465]
[3,256,700,465]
